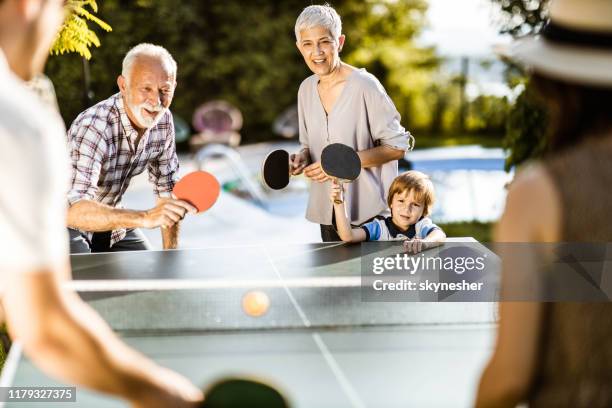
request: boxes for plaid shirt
[67,92,179,246]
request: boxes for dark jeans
[320,213,376,242]
[68,228,152,254]
[320,223,341,242]
[320,211,341,242]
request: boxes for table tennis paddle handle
[334,180,344,204]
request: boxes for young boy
[331,170,446,253]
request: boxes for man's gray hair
[121,43,177,81]
[295,4,342,42]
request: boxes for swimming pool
[212,143,512,223]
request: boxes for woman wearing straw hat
[476,0,612,406]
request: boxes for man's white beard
[126,95,166,129]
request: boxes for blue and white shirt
[361,216,440,241]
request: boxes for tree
[503,84,548,168]
[340,0,439,131]
[467,94,510,135]
[490,0,548,37]
[489,0,550,170]
[51,0,111,60]
[44,1,438,143]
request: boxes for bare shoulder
[497,163,562,242]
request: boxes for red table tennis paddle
[262,149,291,190]
[173,171,220,213]
[321,143,361,204]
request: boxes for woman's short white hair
[122,43,177,82]
[295,4,342,42]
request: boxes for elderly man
[66,43,196,253]
[0,0,201,406]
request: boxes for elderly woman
[290,4,412,242]
[476,0,612,406]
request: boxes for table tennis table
[1,238,497,407]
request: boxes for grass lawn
[438,221,494,243]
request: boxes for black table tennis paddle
[321,143,361,204]
[200,377,290,407]
[262,149,290,190]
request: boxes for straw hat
[510,0,612,86]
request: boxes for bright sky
[419,0,511,56]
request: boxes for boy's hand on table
[404,238,425,254]
[329,180,343,203]
[404,238,443,254]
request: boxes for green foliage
[0,324,7,372]
[423,82,449,135]
[45,0,512,146]
[341,0,439,131]
[503,81,548,170]
[0,343,5,371]
[45,1,440,142]
[490,0,549,37]
[467,94,509,135]
[418,68,510,139]
[47,1,301,134]
[51,1,112,60]
[490,0,551,169]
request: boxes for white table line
[63,276,362,292]
[262,246,366,408]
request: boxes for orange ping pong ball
[242,290,270,317]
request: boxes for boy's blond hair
[387,171,435,216]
